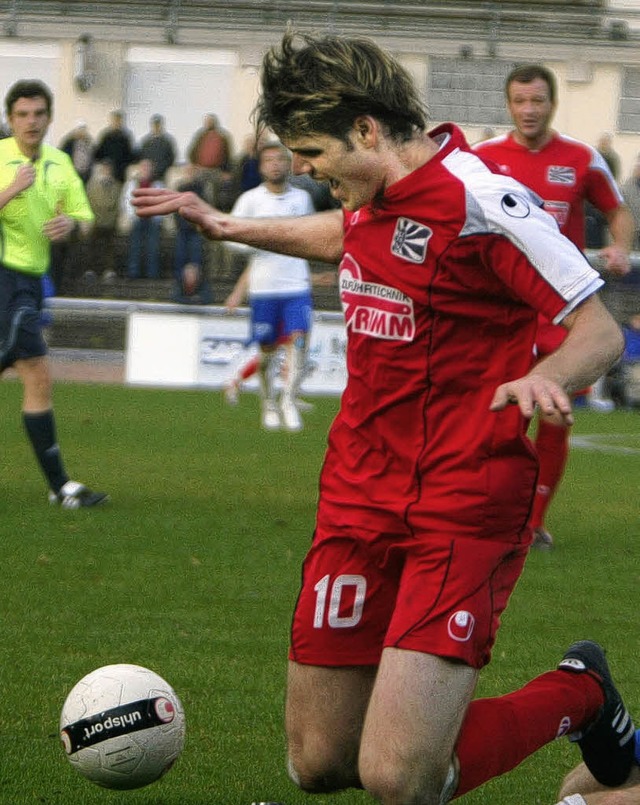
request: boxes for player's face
[8,96,51,155]
[259,148,290,185]
[286,130,384,211]
[507,78,555,147]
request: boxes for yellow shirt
[0,137,94,276]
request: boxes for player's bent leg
[530,407,571,549]
[557,791,640,805]
[285,660,375,793]
[559,641,636,788]
[559,758,640,800]
[560,763,611,799]
[359,648,477,805]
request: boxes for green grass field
[1,378,638,805]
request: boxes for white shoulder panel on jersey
[442,148,603,323]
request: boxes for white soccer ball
[59,663,185,790]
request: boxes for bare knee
[359,748,451,805]
[287,735,360,794]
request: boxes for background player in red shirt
[474,64,634,550]
[133,33,635,805]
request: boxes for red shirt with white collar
[473,130,623,248]
[316,124,602,540]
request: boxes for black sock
[23,410,69,494]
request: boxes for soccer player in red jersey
[133,33,636,805]
[473,64,634,549]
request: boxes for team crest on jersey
[447,610,475,642]
[500,193,531,218]
[339,253,415,341]
[547,165,576,186]
[543,200,570,227]
[390,217,432,264]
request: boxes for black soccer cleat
[558,640,636,787]
[48,480,109,509]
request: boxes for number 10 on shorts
[313,574,367,629]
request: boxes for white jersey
[230,183,314,296]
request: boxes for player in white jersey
[225,142,314,431]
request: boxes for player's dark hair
[255,31,428,145]
[505,64,557,104]
[5,79,53,117]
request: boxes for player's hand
[225,290,243,311]
[132,188,209,218]
[599,245,631,277]
[42,213,75,242]
[13,163,36,193]
[490,373,574,425]
[131,188,229,240]
[179,204,229,241]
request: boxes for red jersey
[474,131,622,353]
[473,131,623,249]
[316,124,603,542]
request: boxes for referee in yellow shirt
[0,80,107,508]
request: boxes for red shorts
[289,526,530,670]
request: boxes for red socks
[529,420,570,529]
[240,356,260,381]
[453,669,604,797]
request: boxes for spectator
[187,113,235,209]
[187,113,232,172]
[609,312,640,408]
[289,171,341,212]
[85,159,122,279]
[172,162,208,295]
[93,110,136,184]
[137,114,176,183]
[597,132,621,180]
[172,262,212,305]
[59,120,94,184]
[224,142,315,432]
[478,125,497,143]
[473,64,633,550]
[233,133,262,193]
[0,78,107,507]
[121,159,163,279]
[585,134,622,249]
[622,154,640,250]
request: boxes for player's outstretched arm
[133,187,344,265]
[490,294,624,423]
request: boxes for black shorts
[0,263,47,372]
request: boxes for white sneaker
[295,397,314,412]
[281,396,303,432]
[48,480,109,509]
[588,398,615,413]
[261,400,281,430]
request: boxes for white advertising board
[125,308,347,396]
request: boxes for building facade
[1,1,640,177]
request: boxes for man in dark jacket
[138,114,176,182]
[93,110,136,184]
